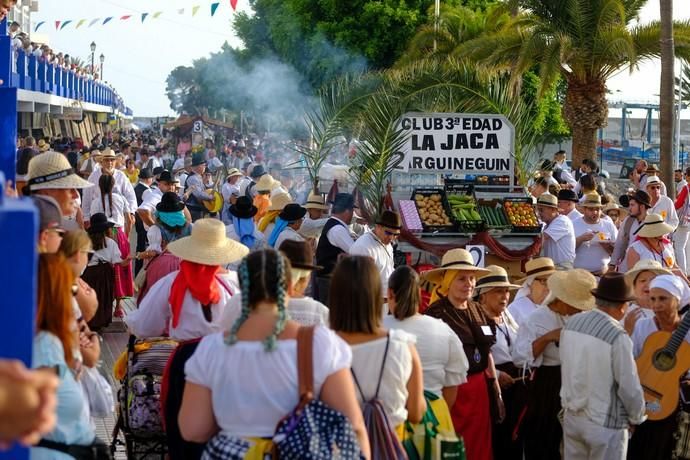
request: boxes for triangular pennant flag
[103,17,113,25]
[141,13,149,23]
[230,0,238,11]
[192,5,201,16]
[75,19,87,29]
[60,20,73,30]
[55,21,61,30]
[89,18,101,27]
[120,15,132,21]
[177,8,185,14]
[211,3,220,16]
[34,21,45,32]
[153,11,163,18]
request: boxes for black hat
[330,193,355,210]
[250,164,266,179]
[557,189,578,203]
[629,190,651,208]
[279,203,307,222]
[158,170,178,184]
[540,159,554,172]
[619,194,630,208]
[156,191,185,212]
[139,168,153,179]
[191,152,206,167]
[278,240,323,270]
[153,166,164,176]
[88,212,115,234]
[376,210,402,233]
[591,272,635,303]
[229,196,258,219]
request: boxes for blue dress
[31,332,95,460]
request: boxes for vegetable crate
[503,197,542,234]
[411,188,456,233]
[446,192,485,234]
[476,199,511,233]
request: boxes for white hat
[167,218,249,265]
[421,248,490,285]
[545,269,597,311]
[28,151,93,191]
[304,192,329,211]
[475,265,520,292]
[625,259,672,284]
[634,213,675,238]
[226,168,243,178]
[645,176,662,187]
[268,192,292,212]
[256,174,276,193]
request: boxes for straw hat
[546,269,597,311]
[581,193,602,208]
[28,151,93,191]
[517,257,557,283]
[99,148,118,160]
[268,192,292,211]
[475,265,520,293]
[421,248,491,285]
[602,202,628,218]
[304,192,329,211]
[645,176,662,187]
[625,259,672,284]
[536,193,558,208]
[634,213,675,238]
[167,218,249,266]
[227,168,243,179]
[256,174,276,193]
[37,139,50,152]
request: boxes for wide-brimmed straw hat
[268,192,292,212]
[421,248,491,285]
[227,168,243,179]
[28,151,93,191]
[634,213,675,238]
[591,272,636,303]
[581,193,602,208]
[256,174,276,193]
[602,202,628,218]
[99,148,118,160]
[304,192,329,211]
[625,259,672,284]
[167,218,249,266]
[475,265,520,293]
[37,139,50,152]
[536,193,558,208]
[546,269,597,311]
[517,257,557,283]
[645,176,663,188]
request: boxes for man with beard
[573,193,618,275]
[610,190,651,272]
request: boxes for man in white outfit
[82,148,137,227]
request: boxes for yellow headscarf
[429,270,462,304]
[258,210,280,232]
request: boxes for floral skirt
[112,227,133,298]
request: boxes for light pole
[99,53,105,81]
[90,41,96,76]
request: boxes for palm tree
[659,0,675,192]
[455,0,690,167]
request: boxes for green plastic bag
[403,391,466,460]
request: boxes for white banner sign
[60,106,83,121]
[396,112,514,174]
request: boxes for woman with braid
[179,249,371,459]
[125,219,249,460]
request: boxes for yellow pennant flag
[75,19,87,29]
[153,11,163,19]
[192,5,200,16]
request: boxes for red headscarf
[169,260,221,329]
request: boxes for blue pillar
[0,188,38,460]
[0,87,18,185]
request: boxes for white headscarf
[514,276,536,301]
[649,275,690,307]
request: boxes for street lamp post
[100,54,105,81]
[90,41,96,77]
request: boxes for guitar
[636,311,690,421]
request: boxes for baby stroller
[110,335,178,459]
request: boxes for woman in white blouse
[383,265,467,434]
[622,259,671,335]
[330,256,425,447]
[507,257,556,327]
[179,249,370,459]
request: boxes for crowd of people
[5,133,690,460]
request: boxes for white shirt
[620,303,655,327]
[573,217,618,272]
[207,157,223,172]
[508,296,540,328]
[565,208,583,222]
[274,226,305,250]
[172,157,185,172]
[90,193,128,228]
[326,217,354,252]
[87,238,122,266]
[142,157,162,170]
[146,225,165,253]
[299,216,329,239]
[491,311,521,367]
[627,240,676,270]
[560,309,646,428]
[559,168,577,188]
[284,297,329,326]
[514,305,566,367]
[383,315,467,396]
[126,271,239,341]
[350,330,415,427]
[184,326,351,438]
[83,169,137,219]
[542,215,576,268]
[650,195,679,230]
[349,231,394,297]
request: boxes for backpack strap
[350,332,391,402]
[296,326,315,408]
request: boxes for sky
[31,0,690,118]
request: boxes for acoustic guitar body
[636,330,690,421]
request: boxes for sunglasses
[46,228,65,237]
[649,186,661,190]
[384,230,400,237]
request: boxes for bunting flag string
[32,1,240,33]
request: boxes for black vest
[134,182,148,206]
[184,172,203,210]
[315,218,347,277]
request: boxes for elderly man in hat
[81,148,137,227]
[349,210,402,301]
[646,176,678,229]
[639,164,667,195]
[139,170,184,228]
[610,190,651,271]
[557,189,582,222]
[560,272,645,460]
[573,193,618,275]
[182,153,215,222]
[221,168,244,224]
[315,193,356,303]
[537,193,576,270]
[299,192,330,241]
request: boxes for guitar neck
[666,306,690,355]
